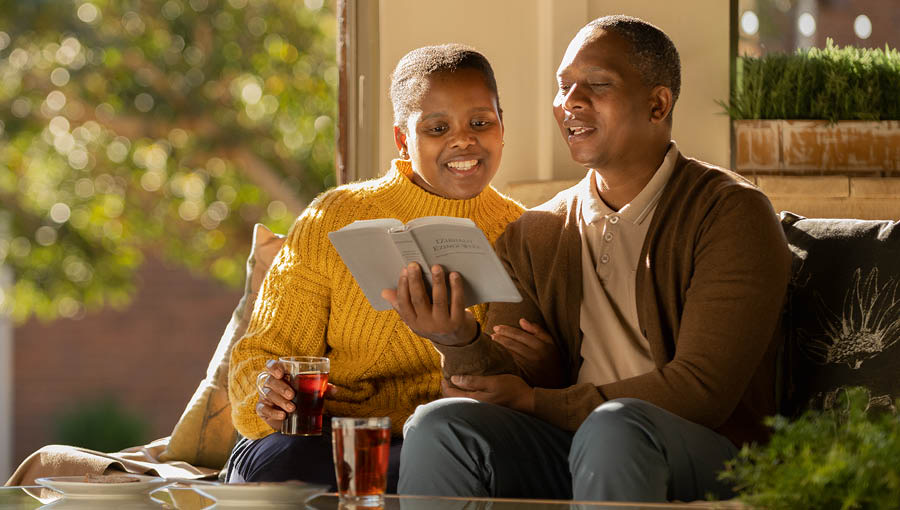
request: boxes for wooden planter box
[734,119,900,175]
[734,120,900,220]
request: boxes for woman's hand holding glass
[255,359,337,432]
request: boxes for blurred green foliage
[0,0,337,323]
[54,397,149,453]
[722,39,900,121]
[719,387,900,509]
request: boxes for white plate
[191,482,328,507]
[35,474,172,499]
[39,497,165,509]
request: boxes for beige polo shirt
[576,143,678,386]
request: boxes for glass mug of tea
[332,417,391,507]
[256,356,330,436]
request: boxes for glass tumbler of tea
[332,417,391,507]
[258,356,330,436]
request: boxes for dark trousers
[399,398,738,502]
[227,418,403,493]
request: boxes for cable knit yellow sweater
[229,159,524,439]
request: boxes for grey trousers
[398,397,739,502]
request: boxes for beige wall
[378,0,543,190]
[587,1,732,172]
[374,0,731,191]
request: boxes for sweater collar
[378,159,515,225]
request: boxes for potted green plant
[722,39,900,175]
[719,387,900,509]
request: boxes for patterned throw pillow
[159,224,285,469]
[780,212,900,416]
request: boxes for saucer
[35,474,171,499]
[191,481,328,507]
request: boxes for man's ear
[393,125,408,153]
[648,86,674,124]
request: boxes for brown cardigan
[434,154,792,447]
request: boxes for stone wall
[734,120,900,220]
[750,175,900,220]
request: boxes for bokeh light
[853,14,872,39]
[241,82,263,104]
[50,203,72,223]
[741,11,759,36]
[798,12,817,37]
[50,67,71,86]
[49,116,70,136]
[35,226,58,246]
[77,3,100,24]
[46,90,67,111]
[134,93,154,112]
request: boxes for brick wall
[12,256,243,467]
[751,175,900,220]
[735,120,900,220]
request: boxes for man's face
[552,29,655,171]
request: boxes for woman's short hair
[390,43,500,132]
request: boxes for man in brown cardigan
[384,15,791,503]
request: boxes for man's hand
[491,318,560,367]
[256,359,337,431]
[491,319,565,388]
[381,263,479,346]
[442,374,535,414]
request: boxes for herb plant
[721,39,900,122]
[719,387,900,510]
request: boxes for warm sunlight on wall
[376,0,730,190]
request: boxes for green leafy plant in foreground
[721,39,900,121]
[719,387,900,510]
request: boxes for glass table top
[0,485,741,510]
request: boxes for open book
[328,216,522,311]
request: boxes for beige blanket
[5,437,218,487]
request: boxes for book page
[405,216,475,229]
[339,218,404,231]
[389,229,433,292]
[409,222,521,308]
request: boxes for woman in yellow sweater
[226,44,524,489]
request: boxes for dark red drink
[333,425,391,501]
[281,371,328,436]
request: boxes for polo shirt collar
[581,142,679,226]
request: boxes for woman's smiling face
[395,68,504,200]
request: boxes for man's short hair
[389,43,500,132]
[586,15,681,106]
